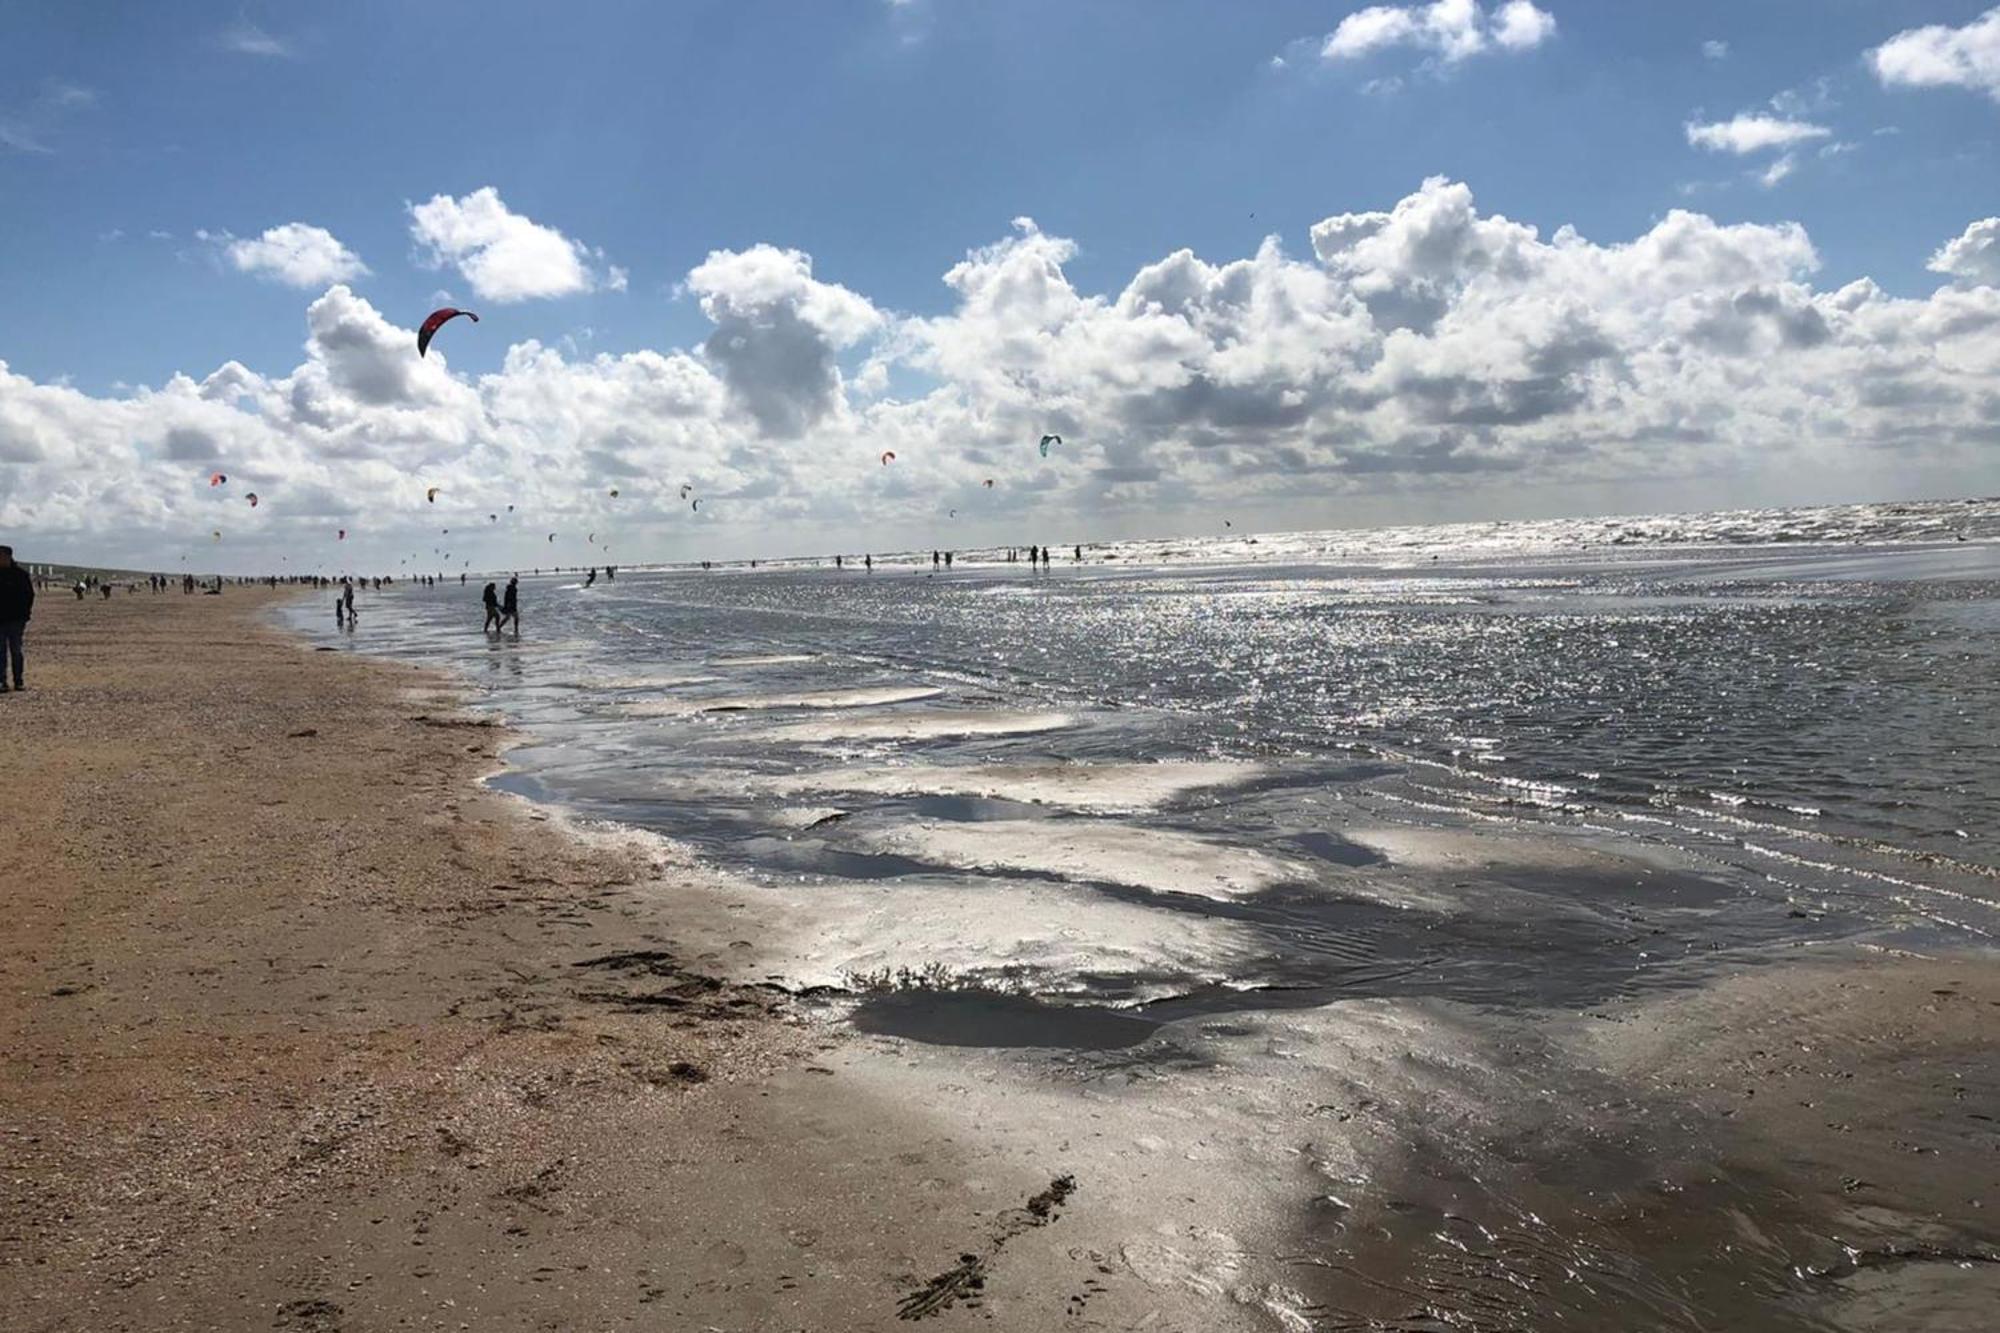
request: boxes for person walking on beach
[0,545,34,692]
[501,575,519,633]
[481,581,502,633]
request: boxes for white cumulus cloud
[1930,218,2000,287]
[6,183,2000,571]
[1322,0,1555,65]
[219,223,369,287]
[1492,1,1557,50]
[1703,40,1729,61]
[1869,6,2000,100]
[683,244,882,438]
[408,187,615,302]
[1685,114,1831,154]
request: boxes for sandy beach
[0,590,1164,1331]
[4,587,1997,1331]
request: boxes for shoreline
[5,589,1997,1330]
[0,590,1176,1330]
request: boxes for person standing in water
[481,581,502,633]
[501,575,519,633]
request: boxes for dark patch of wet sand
[1285,952,1999,1331]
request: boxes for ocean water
[289,498,2000,1043]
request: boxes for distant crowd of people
[0,542,1104,687]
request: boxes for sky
[2,0,1999,573]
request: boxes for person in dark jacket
[0,545,34,692]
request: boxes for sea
[291,497,2000,1018]
[284,496,2000,1328]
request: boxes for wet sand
[0,591,1228,1331]
[4,589,1996,1331]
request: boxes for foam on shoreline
[626,685,944,716]
[756,759,1265,811]
[753,709,1075,743]
[856,818,1316,901]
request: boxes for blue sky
[4,0,1992,388]
[3,1,1999,569]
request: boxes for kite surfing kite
[547,532,556,542]
[691,499,700,511]
[678,484,694,499]
[338,529,346,540]
[211,530,222,542]
[426,487,441,503]
[607,488,619,498]
[1039,434,1061,458]
[983,478,995,488]
[245,493,259,508]
[489,514,497,522]
[507,504,515,512]
[209,472,227,487]
[417,307,478,358]
[880,450,896,466]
